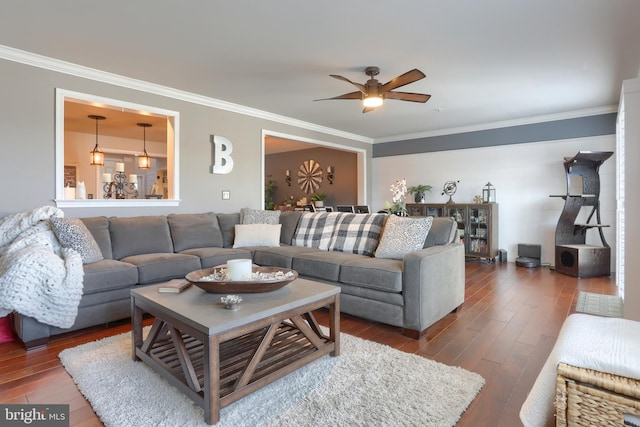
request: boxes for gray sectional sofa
[13,211,465,349]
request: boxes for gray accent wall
[266,147,358,207]
[373,113,617,157]
[0,59,372,218]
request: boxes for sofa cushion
[81,216,113,259]
[168,212,223,251]
[180,247,251,269]
[327,213,386,256]
[82,259,138,294]
[424,217,457,248]
[120,253,201,285]
[279,211,303,244]
[292,250,369,282]
[216,213,241,248]
[240,208,281,224]
[340,257,404,293]
[292,212,340,250]
[253,246,319,269]
[375,215,433,260]
[110,216,174,259]
[50,217,104,264]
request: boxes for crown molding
[373,105,619,144]
[0,44,373,144]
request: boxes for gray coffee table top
[131,278,340,335]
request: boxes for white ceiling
[2,1,640,142]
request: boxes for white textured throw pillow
[374,215,433,260]
[233,224,282,248]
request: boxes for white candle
[286,169,290,177]
[64,187,76,200]
[102,173,112,183]
[116,162,125,172]
[129,174,137,183]
[327,166,332,173]
[226,259,252,281]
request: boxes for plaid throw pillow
[328,213,386,256]
[292,212,340,250]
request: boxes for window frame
[55,88,180,207]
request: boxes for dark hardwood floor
[0,262,618,426]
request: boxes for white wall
[620,77,640,320]
[372,135,616,266]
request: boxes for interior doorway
[262,131,366,210]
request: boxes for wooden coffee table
[131,278,340,425]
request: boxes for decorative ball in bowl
[185,265,298,293]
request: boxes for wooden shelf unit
[407,203,499,259]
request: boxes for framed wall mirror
[55,89,180,207]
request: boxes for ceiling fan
[316,66,431,113]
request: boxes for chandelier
[102,163,138,199]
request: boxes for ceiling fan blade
[314,91,363,101]
[330,74,366,94]
[384,91,431,103]
[381,69,426,93]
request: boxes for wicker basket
[555,363,640,426]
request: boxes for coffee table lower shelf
[137,318,333,406]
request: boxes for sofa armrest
[402,242,465,335]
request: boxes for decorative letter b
[210,135,234,174]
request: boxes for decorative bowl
[185,266,298,294]
[220,294,242,310]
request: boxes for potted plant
[311,192,328,207]
[407,184,432,203]
[264,180,277,210]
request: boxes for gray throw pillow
[50,217,104,264]
[241,208,281,224]
[374,215,433,260]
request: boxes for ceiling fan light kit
[316,66,431,113]
[363,95,383,108]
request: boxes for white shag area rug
[59,329,484,427]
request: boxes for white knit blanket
[520,313,640,427]
[0,206,84,329]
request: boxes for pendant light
[137,122,152,169]
[88,115,106,166]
